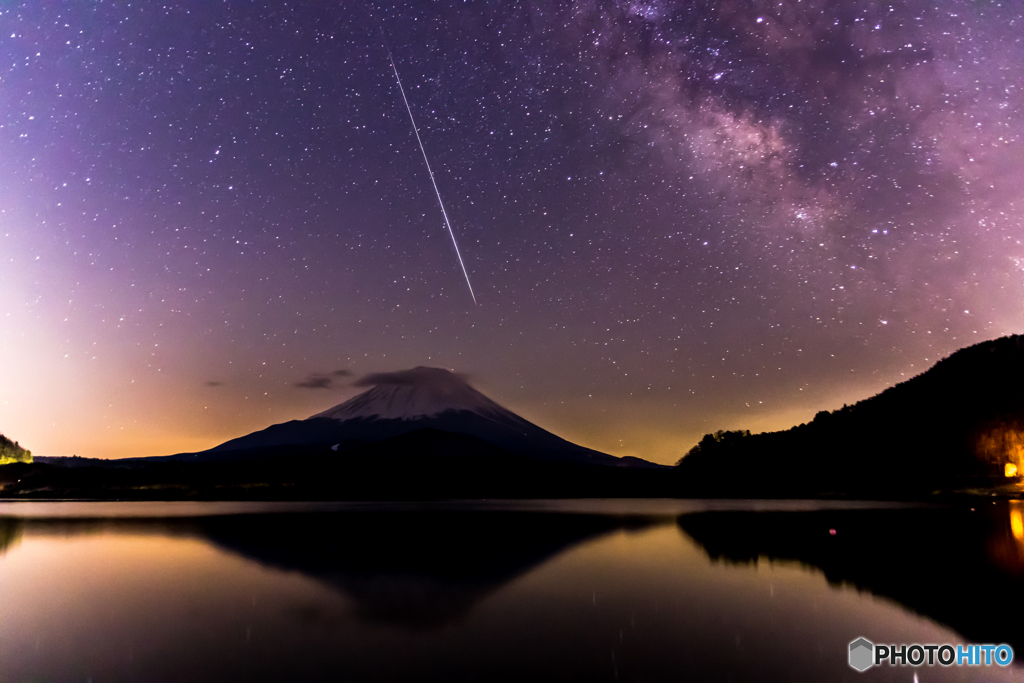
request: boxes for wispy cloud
[353,368,470,388]
[295,369,351,389]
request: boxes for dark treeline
[673,335,1024,496]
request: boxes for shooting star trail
[385,46,477,306]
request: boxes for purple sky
[1,1,1022,463]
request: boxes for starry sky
[1,1,1022,463]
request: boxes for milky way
[1,1,1022,462]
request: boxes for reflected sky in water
[0,501,1019,682]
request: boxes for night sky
[1,1,1022,463]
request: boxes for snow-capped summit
[312,367,511,422]
[177,366,662,469]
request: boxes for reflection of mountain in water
[0,510,657,630]
[199,511,651,629]
[677,504,1024,651]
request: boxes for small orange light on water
[1011,509,1024,541]
[1006,462,1018,478]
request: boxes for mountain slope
[674,334,1024,495]
[179,367,657,468]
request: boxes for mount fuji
[177,367,659,469]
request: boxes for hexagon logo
[849,637,874,672]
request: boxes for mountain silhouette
[8,368,669,499]
[167,367,656,469]
[674,334,1024,496]
[15,337,1024,500]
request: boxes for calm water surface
[0,499,1020,682]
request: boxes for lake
[0,499,1020,682]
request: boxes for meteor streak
[385,46,477,306]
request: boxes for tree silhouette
[0,433,32,465]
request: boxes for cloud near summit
[294,369,352,390]
[353,368,472,388]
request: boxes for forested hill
[675,335,1024,496]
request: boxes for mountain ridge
[674,334,1024,495]
[161,367,661,469]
